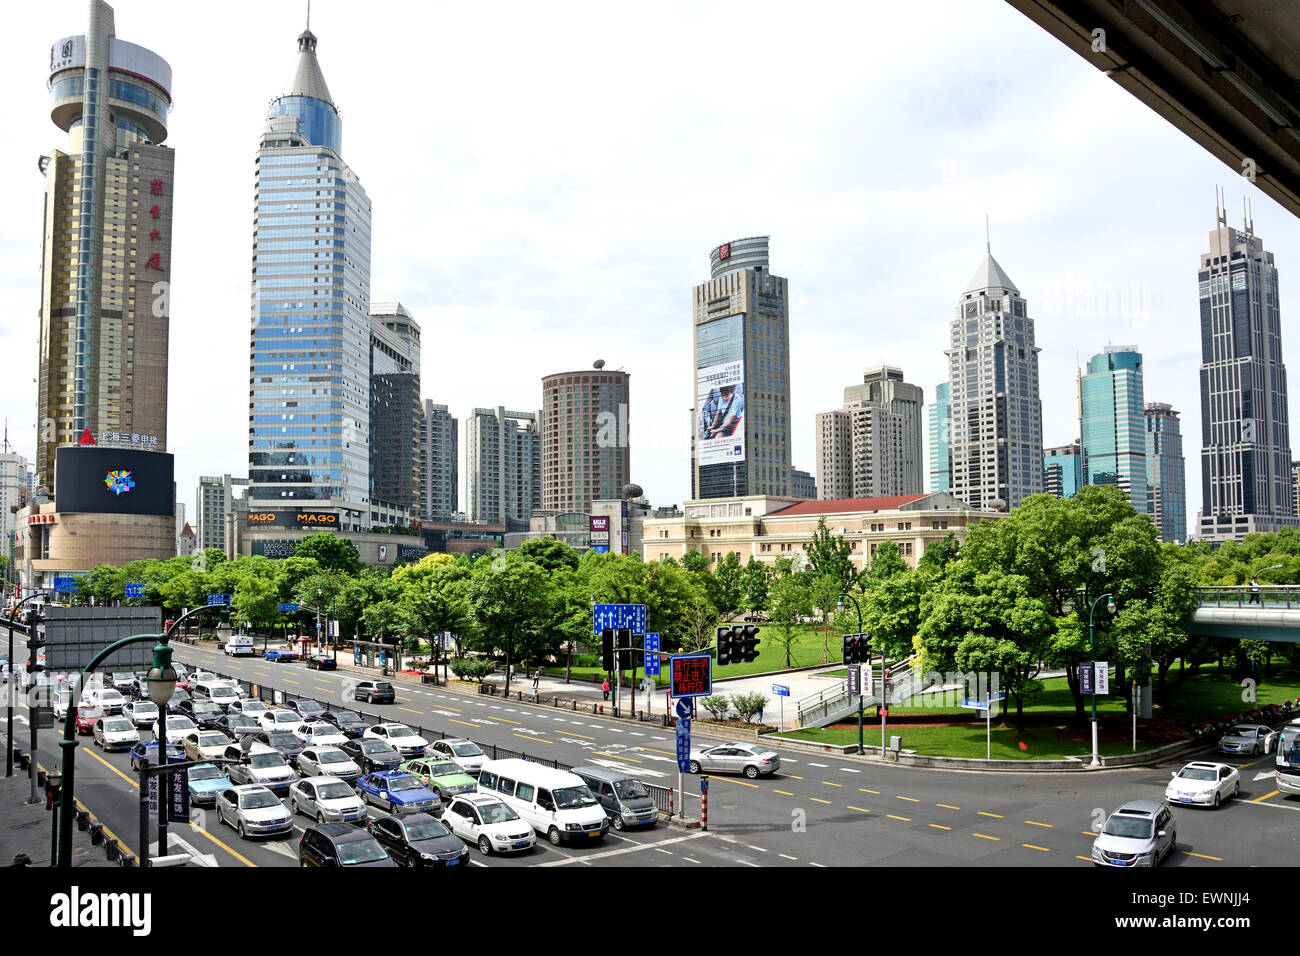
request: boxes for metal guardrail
[1196,586,1300,609]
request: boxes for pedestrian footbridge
[1191,587,1300,644]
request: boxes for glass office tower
[1145,402,1187,542]
[1080,347,1148,512]
[928,382,950,495]
[247,28,372,531]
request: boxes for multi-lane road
[5,633,1298,867]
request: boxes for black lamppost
[7,590,50,779]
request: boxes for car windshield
[195,702,219,713]
[388,777,422,792]
[104,719,133,732]
[362,740,390,753]
[1177,767,1217,782]
[298,702,322,712]
[337,838,389,865]
[274,712,298,722]
[241,701,267,711]
[199,734,225,745]
[405,819,450,841]
[479,802,520,824]
[1103,815,1154,839]
[332,711,360,723]
[211,687,236,697]
[387,727,414,738]
[429,762,460,776]
[374,683,393,692]
[319,751,347,764]
[1229,726,1256,737]
[318,782,353,800]
[240,792,281,809]
[266,732,297,746]
[172,690,190,702]
[191,766,224,781]
[553,786,598,809]
[170,718,196,730]
[613,779,649,800]
[134,703,157,715]
[451,743,482,757]
[80,708,104,720]
[250,753,285,769]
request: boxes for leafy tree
[681,551,710,574]
[679,594,721,653]
[740,556,770,612]
[865,539,908,584]
[361,599,408,653]
[517,538,580,572]
[467,555,555,692]
[230,576,281,634]
[806,517,857,593]
[295,532,362,575]
[449,657,494,683]
[917,533,961,574]
[714,552,744,616]
[860,568,926,661]
[768,571,812,667]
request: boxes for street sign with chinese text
[669,653,712,699]
[643,633,660,676]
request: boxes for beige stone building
[642,492,1001,571]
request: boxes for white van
[477,758,608,846]
[225,636,255,657]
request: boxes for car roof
[1113,800,1163,817]
[571,765,638,784]
[310,823,373,843]
[480,758,586,788]
[298,775,354,787]
[458,792,506,805]
[231,784,272,794]
[1184,761,1231,770]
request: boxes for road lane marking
[808,762,827,767]
[936,803,960,810]
[778,853,797,860]
[492,716,522,725]
[1184,851,1223,861]
[1251,790,1280,802]
[972,833,1000,841]
[928,824,951,830]
[896,795,919,802]
[779,773,804,780]
[1076,855,1092,861]
[654,848,672,855]
[449,719,481,729]
[634,746,675,756]
[847,806,871,813]
[72,798,138,865]
[727,779,759,788]
[513,733,551,744]
[773,789,795,796]
[1025,820,1053,828]
[1021,844,1050,852]
[397,697,412,703]
[977,811,1003,818]
[810,797,832,804]
[592,751,641,762]
[838,768,859,773]
[397,706,423,715]
[809,862,827,867]
[283,679,299,685]
[822,781,843,787]
[747,844,767,851]
[886,814,911,822]
[859,788,880,794]
[187,821,257,867]
[86,747,138,787]
[537,831,707,866]
[564,731,597,740]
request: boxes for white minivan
[225,636,255,657]
[477,758,608,847]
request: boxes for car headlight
[565,823,584,831]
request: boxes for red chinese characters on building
[150,228,161,241]
[150,205,160,219]
[146,253,162,271]
[150,178,164,195]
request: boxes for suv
[354,680,395,704]
[299,823,396,867]
[1091,800,1177,868]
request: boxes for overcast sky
[2,0,1297,538]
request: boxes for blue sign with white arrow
[125,582,145,599]
[53,577,76,593]
[643,632,660,676]
[592,603,646,636]
[278,603,299,613]
[206,593,232,607]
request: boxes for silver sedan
[297,746,361,782]
[687,742,781,778]
[1219,724,1277,756]
[289,776,367,826]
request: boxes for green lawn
[1148,662,1300,721]
[553,625,843,687]
[780,722,1161,761]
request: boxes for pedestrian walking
[601,677,610,701]
[1250,576,1261,605]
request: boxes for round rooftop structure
[49,34,172,144]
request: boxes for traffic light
[716,626,733,666]
[616,628,633,671]
[738,624,760,663]
[842,634,857,664]
[601,629,615,671]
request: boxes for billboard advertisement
[54,446,174,516]
[696,360,745,466]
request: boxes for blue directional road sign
[592,603,647,636]
[206,593,232,607]
[278,603,299,613]
[643,633,661,676]
[675,698,695,720]
[676,718,692,772]
[772,684,790,697]
[125,582,145,599]
[53,577,76,593]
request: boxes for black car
[299,823,397,868]
[216,713,261,739]
[306,656,337,671]
[165,688,192,714]
[251,729,306,765]
[367,813,468,869]
[179,698,224,729]
[321,709,368,739]
[340,737,402,774]
[288,699,327,721]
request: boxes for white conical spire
[286,28,334,105]
[963,251,1019,295]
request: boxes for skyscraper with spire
[1197,194,1296,541]
[943,240,1043,511]
[247,22,373,533]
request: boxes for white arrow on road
[260,839,299,861]
[1254,771,1276,781]
[149,834,218,867]
[585,757,667,778]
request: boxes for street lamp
[1087,593,1115,768]
[838,593,865,755]
[146,641,177,859]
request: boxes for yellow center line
[1082,830,1098,836]
[822,781,843,787]
[283,679,299,685]
[777,773,804,780]
[448,718,481,729]
[396,697,412,702]
[1021,843,1051,852]
[977,811,1003,818]
[1025,820,1053,828]
[513,733,551,745]
[397,706,423,715]
[936,803,960,810]
[847,806,871,813]
[885,814,911,822]
[928,824,952,830]
[492,716,522,725]
[773,789,795,796]
[810,797,832,804]
[563,731,597,740]
[632,745,675,755]
[86,747,139,788]
[1251,790,1280,803]
[896,795,919,802]
[1184,851,1223,861]
[74,798,138,865]
[859,788,880,794]
[434,704,461,713]
[187,821,257,867]
[727,779,759,788]
[592,750,642,763]
[1076,855,1092,861]
[972,833,1000,841]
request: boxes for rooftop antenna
[1248,197,1254,234]
[1,419,10,455]
[306,0,311,31]
[985,213,991,254]
[1215,185,1226,227]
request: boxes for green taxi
[399,756,478,800]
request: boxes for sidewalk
[0,768,114,868]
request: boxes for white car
[84,687,127,715]
[296,746,361,781]
[121,700,159,729]
[293,721,348,748]
[204,684,242,711]
[191,671,218,683]
[426,738,486,777]
[364,723,429,758]
[1165,761,1240,809]
[53,692,74,721]
[258,708,303,733]
[93,716,140,751]
[441,792,536,855]
[289,776,367,825]
[228,698,270,718]
[152,715,197,745]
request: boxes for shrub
[450,657,494,683]
[730,691,769,724]
[701,695,731,721]
[573,654,600,668]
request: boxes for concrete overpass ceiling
[1006,0,1300,217]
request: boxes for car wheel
[548,826,562,846]
[237,822,247,839]
[688,760,700,774]
[744,765,760,779]
[478,836,492,856]
[290,798,299,815]
[612,814,625,831]
[1233,781,1240,798]
[1213,792,1221,808]
[317,812,325,824]
[390,802,399,815]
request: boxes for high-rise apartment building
[1145,403,1187,543]
[0,448,29,559]
[1079,347,1148,512]
[1042,443,1082,498]
[928,382,950,495]
[420,402,458,521]
[541,364,630,513]
[466,407,540,526]
[817,367,924,500]
[368,302,420,514]
[1198,202,1296,541]
[692,237,792,499]
[791,468,817,500]
[944,247,1044,511]
[196,474,248,554]
[36,1,174,491]
[1293,461,1300,518]
[247,26,372,532]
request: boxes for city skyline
[2,2,1298,539]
